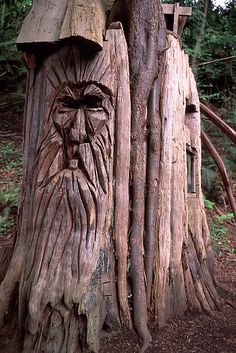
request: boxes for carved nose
[70,109,87,144]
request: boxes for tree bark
[144,77,162,307]
[127,1,166,350]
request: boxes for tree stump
[0,28,131,353]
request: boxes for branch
[201,130,236,222]
[198,55,236,66]
[0,100,24,111]
[200,102,236,144]
[0,71,7,79]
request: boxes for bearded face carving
[46,81,112,192]
[20,44,116,322]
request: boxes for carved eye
[61,97,82,109]
[58,95,104,112]
[83,95,103,110]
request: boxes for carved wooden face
[24,39,122,321]
[50,82,112,169]
[21,33,131,337]
[33,79,113,300]
[53,83,110,143]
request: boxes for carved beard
[24,83,112,308]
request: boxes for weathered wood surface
[17,1,192,51]
[60,0,106,48]
[162,3,192,16]
[16,0,68,46]
[1,28,131,353]
[163,2,192,34]
[113,29,131,327]
[153,35,219,327]
[17,0,112,50]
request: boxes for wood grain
[15,29,131,353]
[153,34,219,327]
[17,0,110,50]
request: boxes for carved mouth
[72,144,80,159]
[68,159,78,170]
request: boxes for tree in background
[182,0,236,112]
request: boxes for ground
[0,108,235,353]
[102,240,236,353]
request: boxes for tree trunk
[0,28,131,353]
[127,1,166,350]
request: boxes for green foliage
[209,214,235,254]
[228,109,236,127]
[0,1,32,91]
[0,211,14,236]
[203,195,215,210]
[203,192,234,254]
[201,163,218,194]
[0,187,19,236]
[209,220,228,252]
[215,212,234,222]
[0,140,22,236]
[0,141,22,171]
[182,0,236,110]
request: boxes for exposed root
[138,327,152,353]
[140,341,151,353]
[0,247,23,326]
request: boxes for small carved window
[186,148,196,194]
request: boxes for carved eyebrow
[60,96,82,109]
[82,81,113,97]
[59,94,104,109]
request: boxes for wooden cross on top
[162,2,192,35]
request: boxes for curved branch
[201,130,236,222]
[200,102,236,144]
